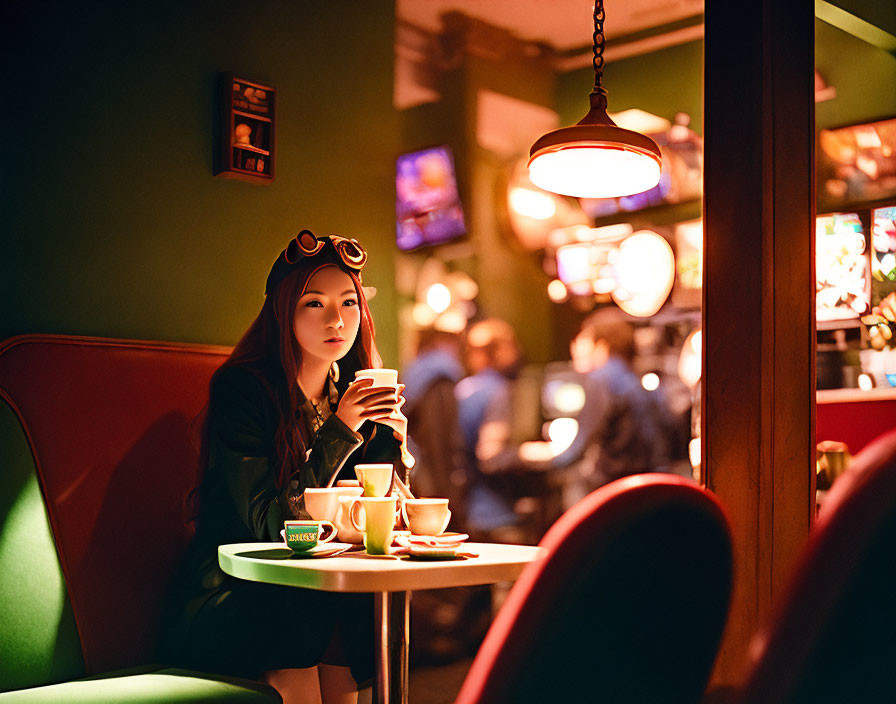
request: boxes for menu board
[816,212,869,322]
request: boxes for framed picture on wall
[817,116,896,211]
[215,74,276,183]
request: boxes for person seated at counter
[455,318,525,537]
[161,231,408,704]
[402,327,469,526]
[518,309,670,488]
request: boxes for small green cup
[282,520,337,553]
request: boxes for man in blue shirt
[455,319,523,534]
[520,310,670,487]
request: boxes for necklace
[307,396,327,433]
[298,376,337,434]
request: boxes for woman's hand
[370,386,408,444]
[335,379,406,434]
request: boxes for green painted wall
[557,19,896,138]
[461,56,560,365]
[822,0,896,37]
[2,1,401,364]
[557,40,704,135]
[816,20,896,129]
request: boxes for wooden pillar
[702,0,815,687]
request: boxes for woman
[163,230,407,704]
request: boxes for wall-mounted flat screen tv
[396,145,466,251]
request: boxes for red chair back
[0,335,230,674]
[455,474,733,704]
[738,426,896,704]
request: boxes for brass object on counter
[816,440,850,490]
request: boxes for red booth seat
[0,335,279,702]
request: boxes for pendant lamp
[528,0,662,199]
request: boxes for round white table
[218,542,544,704]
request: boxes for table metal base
[373,591,410,704]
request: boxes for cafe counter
[817,387,896,454]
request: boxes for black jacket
[162,362,400,674]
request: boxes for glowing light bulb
[611,231,675,317]
[426,283,451,314]
[689,437,701,471]
[529,146,661,199]
[547,417,579,453]
[641,373,660,391]
[547,279,569,303]
[679,329,702,388]
[553,382,586,414]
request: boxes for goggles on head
[285,230,367,270]
[266,230,368,294]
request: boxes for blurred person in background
[519,309,670,488]
[455,319,524,537]
[402,327,468,527]
[402,328,491,665]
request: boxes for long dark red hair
[201,256,381,499]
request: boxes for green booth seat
[0,399,84,692]
[0,668,280,703]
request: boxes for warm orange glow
[425,283,451,313]
[640,372,660,391]
[611,231,675,317]
[555,243,595,285]
[547,279,569,303]
[547,417,578,453]
[508,187,557,220]
[689,437,701,471]
[528,144,661,199]
[412,302,437,327]
[678,329,702,388]
[551,382,586,414]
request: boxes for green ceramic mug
[282,520,337,553]
[349,496,397,555]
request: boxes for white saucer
[406,544,466,560]
[285,542,353,558]
[404,532,469,547]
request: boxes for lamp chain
[590,0,608,110]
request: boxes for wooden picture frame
[215,73,276,183]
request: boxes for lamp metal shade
[528,122,662,199]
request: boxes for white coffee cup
[355,368,399,388]
[334,494,364,543]
[304,486,363,523]
[402,498,451,536]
